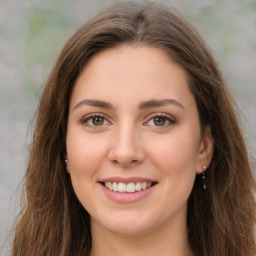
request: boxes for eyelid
[143,112,176,127]
[81,112,112,127]
[80,112,176,128]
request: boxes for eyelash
[81,113,111,129]
[81,113,176,128]
[144,113,176,128]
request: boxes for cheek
[66,130,108,177]
[147,131,199,183]
[66,131,108,211]
[142,133,199,221]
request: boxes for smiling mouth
[102,181,156,193]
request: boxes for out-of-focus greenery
[23,1,72,94]
[180,1,255,58]
[0,2,255,253]
[21,0,256,99]
[178,0,256,98]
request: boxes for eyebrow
[139,99,185,110]
[73,99,114,111]
[73,98,185,111]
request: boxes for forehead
[70,46,194,110]
[78,46,186,82]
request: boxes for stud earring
[202,165,207,189]
[65,159,70,172]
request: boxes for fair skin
[66,46,213,256]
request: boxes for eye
[144,114,176,128]
[82,114,110,128]
[152,117,167,126]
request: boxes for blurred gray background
[1,0,255,254]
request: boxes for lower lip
[100,183,156,203]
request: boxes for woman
[11,2,255,256]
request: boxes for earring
[202,165,207,189]
[65,159,70,172]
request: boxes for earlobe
[196,125,214,174]
[65,157,70,173]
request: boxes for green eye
[92,117,104,126]
[153,117,166,126]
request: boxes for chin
[93,211,155,235]
[106,222,152,236]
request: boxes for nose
[108,124,146,168]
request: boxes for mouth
[98,178,158,203]
[101,181,157,193]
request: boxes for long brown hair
[11,2,255,256]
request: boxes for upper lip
[98,177,157,184]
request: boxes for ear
[196,125,214,174]
[65,157,70,173]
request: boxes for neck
[89,216,193,256]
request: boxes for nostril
[110,158,138,167]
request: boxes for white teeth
[104,181,153,193]
[107,182,112,191]
[112,182,118,192]
[127,183,136,193]
[117,182,126,192]
[135,182,141,191]
[142,182,147,190]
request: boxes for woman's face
[66,46,212,236]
